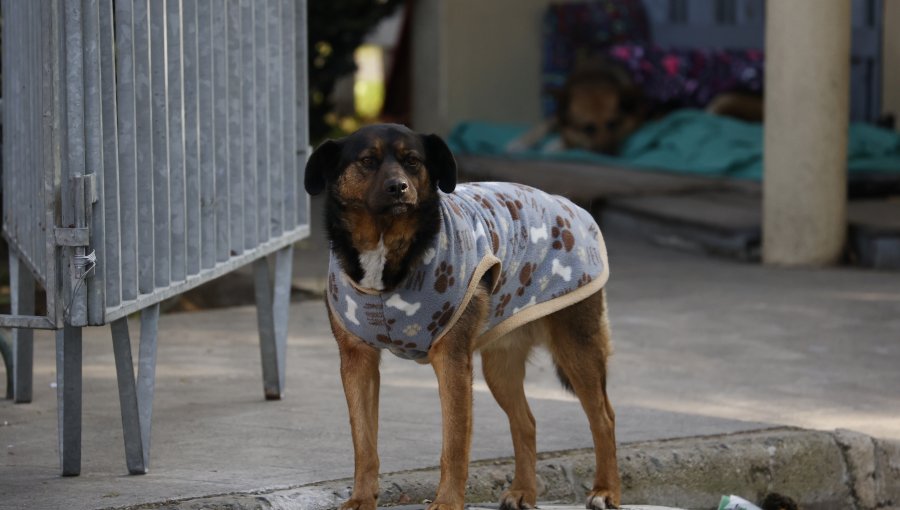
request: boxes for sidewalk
[2,196,900,509]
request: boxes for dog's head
[556,60,645,155]
[304,124,457,216]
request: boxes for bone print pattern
[327,182,608,361]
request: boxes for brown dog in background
[507,61,645,156]
[510,59,763,156]
[305,124,620,510]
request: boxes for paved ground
[2,196,900,509]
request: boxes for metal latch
[54,227,90,246]
[61,173,98,326]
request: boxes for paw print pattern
[447,200,465,218]
[551,216,576,252]
[516,262,537,297]
[376,334,391,345]
[403,324,421,337]
[494,293,512,317]
[433,261,456,293]
[472,194,493,211]
[496,193,524,221]
[427,302,456,337]
[492,270,508,295]
[485,219,501,253]
[577,273,593,288]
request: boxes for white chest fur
[358,236,387,290]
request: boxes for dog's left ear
[422,134,457,193]
[304,139,342,196]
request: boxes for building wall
[411,0,551,135]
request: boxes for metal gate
[2,0,309,476]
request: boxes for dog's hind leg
[481,332,539,510]
[546,289,621,509]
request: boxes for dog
[508,60,646,156]
[510,58,764,156]
[304,123,620,510]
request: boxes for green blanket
[447,110,900,180]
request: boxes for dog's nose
[384,178,409,198]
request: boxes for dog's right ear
[304,139,342,196]
[422,134,457,193]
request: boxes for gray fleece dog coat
[327,182,609,361]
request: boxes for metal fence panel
[2,0,310,327]
[2,0,62,330]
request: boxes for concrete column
[763,0,851,266]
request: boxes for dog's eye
[360,157,376,168]
[582,123,598,136]
[605,119,621,131]
[404,156,420,168]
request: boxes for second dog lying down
[511,59,763,156]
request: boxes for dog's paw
[499,489,536,510]
[339,497,377,510]
[585,490,619,510]
[426,502,464,510]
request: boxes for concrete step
[600,191,900,270]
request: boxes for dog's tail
[554,363,574,394]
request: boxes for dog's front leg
[428,332,474,510]
[334,326,382,510]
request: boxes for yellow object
[354,44,385,119]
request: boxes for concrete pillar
[763,1,851,266]
[411,0,550,135]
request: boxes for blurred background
[310,0,896,138]
[307,0,900,274]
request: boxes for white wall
[411,0,552,135]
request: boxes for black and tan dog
[304,124,620,510]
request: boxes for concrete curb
[123,428,900,510]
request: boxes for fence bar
[240,0,258,250]
[167,0,187,283]
[114,0,138,302]
[83,0,106,325]
[99,0,121,309]
[56,325,83,475]
[111,303,159,474]
[64,0,89,326]
[10,253,35,403]
[150,0,170,288]
[281,0,298,232]
[296,0,310,228]
[133,0,155,295]
[182,0,201,277]
[254,1,270,244]
[45,0,63,325]
[266,0,284,238]
[197,0,215,269]
[212,3,230,262]
[226,0,244,255]
[254,245,293,400]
